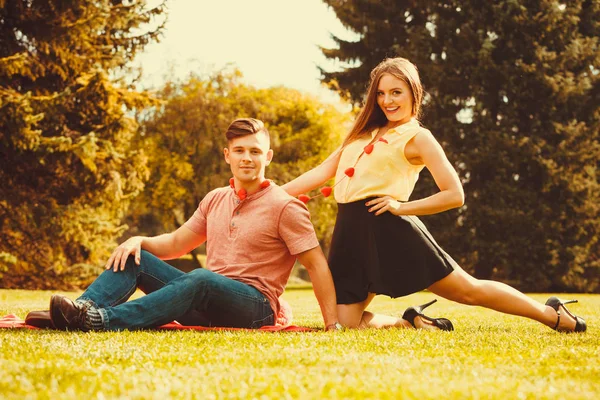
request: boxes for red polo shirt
[184,184,319,316]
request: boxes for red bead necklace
[229,178,271,201]
[297,137,388,204]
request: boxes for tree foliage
[322,0,600,292]
[128,68,350,259]
[0,0,166,288]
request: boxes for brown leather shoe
[25,310,54,329]
[49,295,88,331]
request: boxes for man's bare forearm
[297,247,338,327]
[139,233,177,259]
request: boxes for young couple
[47,57,586,333]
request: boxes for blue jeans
[77,250,274,331]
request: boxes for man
[49,118,341,331]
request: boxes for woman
[282,57,586,332]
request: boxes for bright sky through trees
[134,0,357,104]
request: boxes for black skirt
[328,198,456,304]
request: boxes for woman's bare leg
[338,293,427,329]
[428,266,576,331]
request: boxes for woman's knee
[337,304,365,328]
[339,315,360,328]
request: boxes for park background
[1,1,599,399]
[1,0,598,293]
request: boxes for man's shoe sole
[25,310,54,329]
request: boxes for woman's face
[376,73,414,126]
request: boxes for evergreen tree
[0,0,166,288]
[322,0,600,292]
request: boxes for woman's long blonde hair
[342,57,424,147]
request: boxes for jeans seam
[111,284,138,307]
[228,289,264,302]
[110,269,171,307]
[141,270,170,287]
[223,283,268,303]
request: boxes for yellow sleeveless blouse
[334,119,427,203]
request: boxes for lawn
[0,289,598,399]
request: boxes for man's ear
[223,147,230,164]
[265,149,273,166]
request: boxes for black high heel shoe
[402,299,454,331]
[545,296,587,333]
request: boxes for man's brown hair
[225,118,270,142]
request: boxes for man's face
[224,132,273,184]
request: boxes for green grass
[1,289,598,399]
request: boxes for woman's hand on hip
[366,196,403,216]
